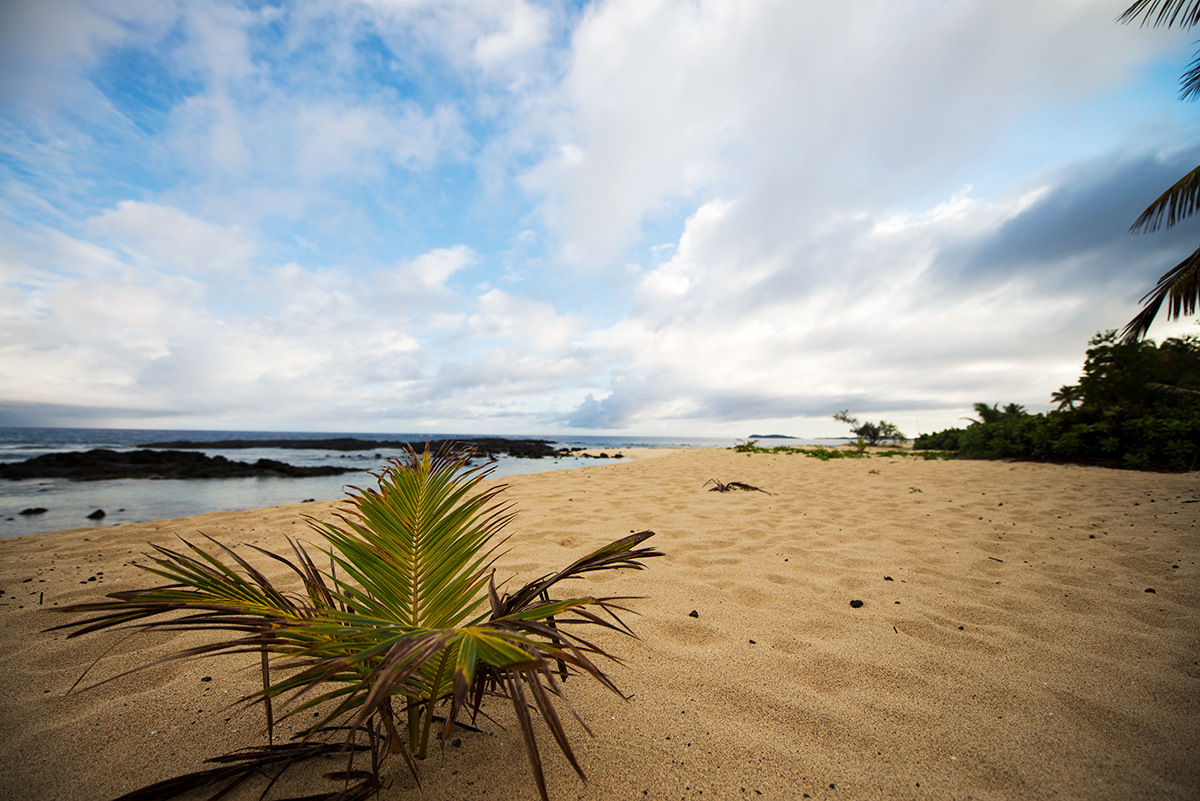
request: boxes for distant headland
[0,438,577,481]
[0,449,355,481]
[137,437,561,459]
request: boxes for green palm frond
[1130,165,1200,233]
[1122,245,1200,342]
[1117,1,1200,338]
[1147,380,1200,396]
[1180,51,1200,99]
[1118,0,1200,29]
[52,442,662,801]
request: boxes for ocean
[0,427,846,539]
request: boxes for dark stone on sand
[883,575,893,581]
[19,507,48,515]
[86,509,106,520]
[849,599,864,608]
[688,610,699,618]
[136,437,561,459]
[0,449,360,481]
[1145,588,1156,593]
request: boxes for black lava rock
[135,437,561,459]
[18,508,48,515]
[849,599,864,608]
[0,449,359,481]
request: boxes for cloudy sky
[1,0,1197,438]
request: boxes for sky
[1,0,1198,439]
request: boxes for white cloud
[472,0,551,70]
[293,101,468,180]
[0,0,179,109]
[399,245,478,289]
[469,288,580,350]
[524,0,1184,262]
[88,201,258,277]
[1,0,1196,434]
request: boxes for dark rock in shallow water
[86,509,106,520]
[136,437,561,459]
[0,449,360,481]
[19,507,48,515]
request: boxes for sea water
[0,428,850,539]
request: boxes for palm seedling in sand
[53,443,662,801]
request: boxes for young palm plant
[53,443,662,801]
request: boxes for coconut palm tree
[961,402,1002,425]
[1119,0,1200,341]
[1051,384,1085,410]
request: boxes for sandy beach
[1,447,1197,801]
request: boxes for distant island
[747,434,796,439]
[137,437,562,459]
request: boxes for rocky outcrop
[136,437,562,459]
[0,450,360,481]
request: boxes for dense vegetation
[914,332,1200,470]
[733,440,953,461]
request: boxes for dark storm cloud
[934,145,1200,286]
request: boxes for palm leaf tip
[1129,165,1200,233]
[1121,246,1200,342]
[1117,0,1200,28]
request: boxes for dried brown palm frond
[703,478,772,495]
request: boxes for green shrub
[913,428,963,450]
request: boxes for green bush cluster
[733,441,953,461]
[914,332,1200,471]
[912,428,964,451]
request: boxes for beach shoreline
[1,448,1197,800]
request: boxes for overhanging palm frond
[1147,380,1200,396]
[1180,50,1200,99]
[1118,0,1200,28]
[1121,245,1200,342]
[1130,165,1200,233]
[1118,0,1200,338]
